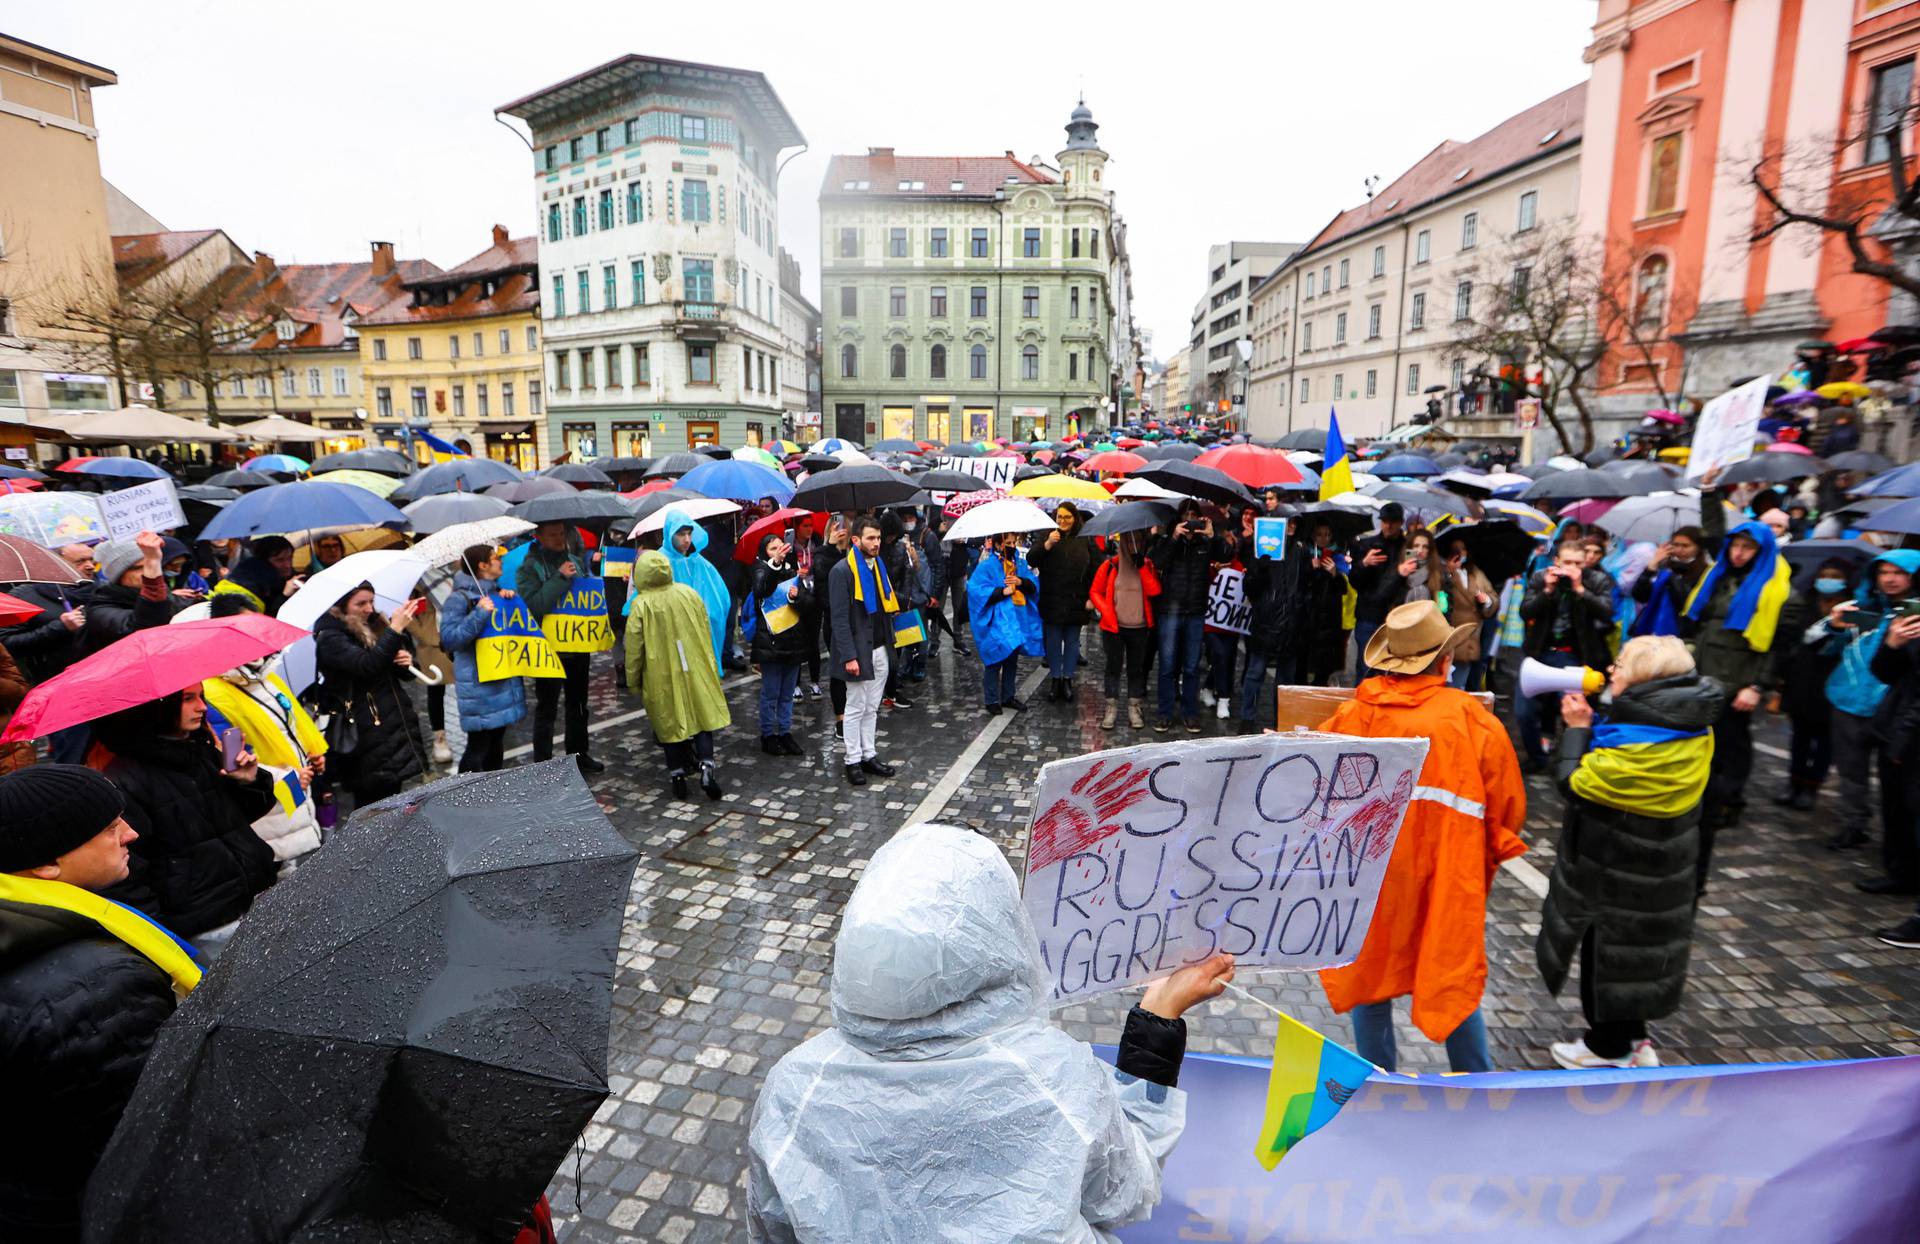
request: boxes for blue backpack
[739,590,759,644]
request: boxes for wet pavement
[429,641,1920,1242]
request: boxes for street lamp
[1233,338,1253,433]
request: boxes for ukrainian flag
[1569,722,1713,819]
[419,430,468,463]
[1318,408,1353,502]
[1255,1009,1375,1170]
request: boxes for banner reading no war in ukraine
[540,575,615,654]
[476,597,564,681]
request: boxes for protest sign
[1685,374,1771,481]
[1254,517,1289,559]
[1206,567,1252,634]
[934,454,1018,490]
[601,546,637,579]
[539,575,615,653]
[99,479,187,541]
[476,597,564,680]
[1022,733,1428,1005]
[0,492,109,547]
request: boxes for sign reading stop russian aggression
[1022,734,1428,1005]
[539,576,615,653]
[476,597,564,681]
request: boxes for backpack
[739,590,759,644]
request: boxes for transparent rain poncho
[748,822,1184,1243]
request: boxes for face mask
[1815,577,1847,595]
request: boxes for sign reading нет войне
[1021,733,1428,1006]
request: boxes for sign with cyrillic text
[1022,733,1428,1005]
[476,597,564,680]
[1206,567,1252,634]
[539,575,614,653]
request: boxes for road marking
[501,672,757,761]
[1501,854,1551,900]
[1754,742,1789,761]
[903,666,1052,826]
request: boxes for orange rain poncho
[1316,673,1527,1041]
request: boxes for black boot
[1047,677,1062,703]
[671,772,690,799]
[861,757,897,777]
[761,736,782,755]
[845,763,867,787]
[778,733,804,756]
[700,763,723,800]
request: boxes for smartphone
[1898,599,1920,619]
[1850,608,1885,630]
[219,726,246,771]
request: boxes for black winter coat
[97,730,278,934]
[1,581,89,683]
[1347,531,1407,622]
[1536,674,1723,1023]
[1871,637,1920,761]
[1242,546,1308,660]
[81,579,174,657]
[313,611,425,794]
[0,901,176,1242]
[1148,528,1218,614]
[1026,518,1099,626]
[1520,567,1616,669]
[750,556,815,665]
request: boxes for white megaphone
[1518,657,1605,699]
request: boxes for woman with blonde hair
[1537,634,1724,1068]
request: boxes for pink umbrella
[1643,409,1684,425]
[943,488,1011,519]
[1558,497,1622,525]
[1766,441,1814,455]
[3,614,308,741]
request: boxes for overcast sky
[23,1,1594,365]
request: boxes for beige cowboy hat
[1362,600,1477,675]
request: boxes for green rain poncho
[624,550,731,745]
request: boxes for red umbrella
[1116,437,1145,448]
[1031,449,1056,465]
[620,479,680,499]
[0,534,88,585]
[1082,450,1148,475]
[3,614,309,742]
[0,591,43,627]
[0,478,43,494]
[733,506,827,563]
[53,457,102,472]
[1836,338,1882,354]
[1193,444,1306,487]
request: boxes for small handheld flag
[1252,995,1375,1170]
[1318,409,1354,503]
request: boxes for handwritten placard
[99,479,186,541]
[539,575,614,653]
[933,454,1017,490]
[1206,567,1252,634]
[1021,733,1429,1005]
[1686,374,1771,481]
[476,597,564,680]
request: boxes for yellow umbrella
[290,527,406,569]
[312,469,402,498]
[1012,474,1109,501]
[1816,382,1871,401]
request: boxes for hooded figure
[748,823,1187,1243]
[662,508,730,667]
[625,550,730,797]
[965,537,1043,669]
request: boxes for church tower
[1057,98,1109,203]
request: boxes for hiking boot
[1185,717,1202,733]
[1047,677,1063,703]
[1100,702,1117,731]
[1154,717,1174,733]
[699,764,723,800]
[1128,702,1145,729]
[761,736,782,755]
[984,702,1003,716]
[577,755,606,776]
[1006,696,1028,712]
[778,733,804,756]
[671,772,690,799]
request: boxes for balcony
[679,301,720,321]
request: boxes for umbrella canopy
[310,469,402,498]
[541,462,614,488]
[1444,521,1537,584]
[63,404,240,444]
[0,492,109,547]
[241,453,310,473]
[1781,538,1884,587]
[201,468,281,490]
[630,497,741,538]
[1557,497,1621,526]
[1717,451,1830,486]
[915,469,992,493]
[485,477,574,504]
[734,507,821,562]
[593,455,652,475]
[644,451,708,479]
[1131,460,1257,508]
[1816,382,1871,401]
[1369,482,1477,518]
[939,442,984,458]
[1013,463,1056,483]
[1592,493,1729,543]
[816,437,864,454]
[232,415,325,443]
[766,440,802,457]
[1012,474,1108,501]
[1081,450,1148,475]
[200,480,409,541]
[0,590,43,627]
[790,462,919,512]
[1826,450,1895,474]
[1481,499,1557,538]
[0,464,48,482]
[408,517,536,570]
[1151,442,1204,462]
[1765,441,1814,455]
[4,614,307,741]
[389,457,521,503]
[309,448,415,476]
[1520,468,1641,503]
[733,445,782,468]
[692,443,733,459]
[1851,462,1920,498]
[677,458,795,503]
[276,549,434,692]
[1372,453,1441,478]
[871,438,921,453]
[946,496,1056,542]
[85,760,637,1243]
[1858,496,1920,537]
[1294,505,1375,544]
[1193,444,1307,487]
[1112,477,1187,502]
[1274,427,1329,451]
[402,492,513,533]
[943,489,1011,519]
[1083,500,1176,538]
[507,491,633,526]
[56,455,170,480]
[0,533,89,584]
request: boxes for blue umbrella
[677,458,794,504]
[57,456,170,480]
[1858,497,1920,537]
[1372,453,1441,478]
[389,457,523,503]
[199,481,408,541]
[242,454,310,473]
[1851,462,1920,499]
[816,437,864,455]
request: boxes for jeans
[659,729,714,775]
[984,655,1021,706]
[1786,712,1832,790]
[1240,649,1301,725]
[533,651,590,760]
[1832,709,1879,835]
[1042,620,1083,679]
[1515,649,1577,765]
[1156,608,1206,720]
[1103,627,1152,699]
[1352,617,1383,681]
[458,726,506,773]
[1205,631,1239,701]
[1879,750,1920,891]
[759,660,800,735]
[1350,1000,1492,1074]
[843,647,888,764]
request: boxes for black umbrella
[84,761,638,1242]
[1520,469,1640,502]
[309,448,414,477]
[1153,442,1204,462]
[1718,451,1830,486]
[1370,482,1477,518]
[1781,538,1884,588]
[941,443,984,457]
[1513,462,1565,480]
[1423,384,1447,394]
[791,462,919,512]
[1084,500,1176,538]
[1295,505,1374,544]
[627,487,704,524]
[1600,460,1683,492]
[644,452,707,479]
[1827,450,1895,475]
[876,489,935,509]
[1582,446,1621,467]
[916,469,991,492]
[1132,460,1257,508]
[202,468,281,491]
[797,454,843,473]
[1014,464,1058,483]
[872,438,921,453]
[177,483,240,505]
[390,457,522,502]
[692,444,733,459]
[1869,325,1920,347]
[508,490,633,526]
[1445,520,1537,585]
[1273,428,1328,451]
[485,477,573,503]
[542,462,615,488]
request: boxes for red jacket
[1089,553,1161,633]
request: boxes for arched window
[1021,345,1040,381]
[970,344,987,379]
[890,344,907,378]
[930,344,947,380]
[1635,255,1670,330]
[841,344,857,378]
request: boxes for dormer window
[950,179,965,191]
[275,319,296,342]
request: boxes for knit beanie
[97,540,144,586]
[0,764,126,871]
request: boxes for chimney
[491,223,509,248]
[370,240,395,277]
[251,250,274,274]
[867,146,894,158]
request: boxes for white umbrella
[946,497,1055,543]
[233,416,325,443]
[409,517,535,569]
[1113,477,1184,502]
[1323,490,1384,510]
[829,448,873,464]
[64,404,240,443]
[275,549,433,694]
[631,497,740,538]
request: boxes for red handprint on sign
[1336,770,1416,862]
[1029,759,1153,872]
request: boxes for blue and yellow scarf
[0,874,202,997]
[847,549,898,615]
[1684,521,1793,652]
[1569,722,1713,819]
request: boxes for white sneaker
[431,730,452,765]
[1216,699,1231,719]
[792,686,805,702]
[1199,687,1216,707]
[1629,1039,1660,1067]
[1549,1038,1636,1070]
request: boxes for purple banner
[1102,1049,1920,1241]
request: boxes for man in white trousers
[828,516,897,787]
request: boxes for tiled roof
[821,151,1054,198]
[357,272,540,327]
[113,230,224,287]
[422,235,538,284]
[1290,83,1586,261]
